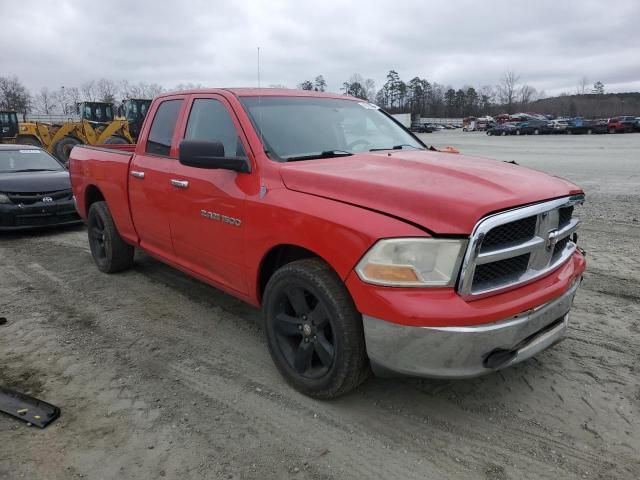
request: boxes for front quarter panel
[245,188,428,305]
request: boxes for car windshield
[0,149,64,173]
[239,96,424,161]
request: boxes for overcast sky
[4,0,640,97]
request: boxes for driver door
[167,95,254,296]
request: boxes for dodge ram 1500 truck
[69,89,586,398]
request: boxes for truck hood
[279,150,582,235]
[0,171,71,193]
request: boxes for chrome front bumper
[363,280,580,378]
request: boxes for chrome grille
[458,195,584,299]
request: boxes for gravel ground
[1,131,639,479]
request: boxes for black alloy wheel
[263,258,369,398]
[272,285,335,379]
[87,201,134,273]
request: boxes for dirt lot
[1,131,639,479]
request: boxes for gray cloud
[3,0,640,96]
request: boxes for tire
[501,131,507,136]
[609,128,616,134]
[54,136,82,164]
[87,201,134,273]
[103,135,129,145]
[263,258,369,399]
[587,129,593,135]
[533,129,540,135]
[16,135,42,147]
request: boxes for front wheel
[609,128,616,134]
[87,201,134,273]
[263,258,369,398]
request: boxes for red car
[607,116,636,133]
[69,89,586,398]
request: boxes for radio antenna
[257,46,265,151]
[257,46,261,88]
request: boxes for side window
[185,99,246,158]
[146,99,183,157]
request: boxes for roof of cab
[155,88,358,102]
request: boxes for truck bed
[68,144,138,244]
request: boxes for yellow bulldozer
[11,102,135,163]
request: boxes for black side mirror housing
[178,140,250,173]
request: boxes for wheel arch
[256,244,337,304]
[84,184,105,214]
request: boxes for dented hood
[279,150,582,235]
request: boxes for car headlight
[0,193,12,204]
[355,238,467,287]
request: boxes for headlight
[0,193,12,204]
[355,238,467,287]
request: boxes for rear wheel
[103,135,129,145]
[263,258,369,399]
[54,137,82,164]
[586,128,593,135]
[609,127,616,134]
[516,130,521,135]
[87,201,134,273]
[16,135,42,147]
[501,131,507,136]
[533,128,540,135]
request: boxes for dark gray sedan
[0,145,81,230]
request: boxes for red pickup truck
[69,89,586,398]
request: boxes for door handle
[130,170,145,179]
[170,179,189,189]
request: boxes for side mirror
[178,140,250,173]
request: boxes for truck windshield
[0,149,64,173]
[239,96,424,161]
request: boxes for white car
[549,120,569,132]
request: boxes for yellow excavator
[117,98,152,141]
[14,102,134,163]
[0,111,19,143]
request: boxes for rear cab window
[146,99,183,157]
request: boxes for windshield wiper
[12,168,59,172]
[369,144,424,152]
[284,150,353,162]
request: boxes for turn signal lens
[361,264,420,283]
[356,238,467,287]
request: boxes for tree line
[1,71,624,120]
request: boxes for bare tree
[363,78,376,102]
[81,81,97,101]
[55,87,81,115]
[519,85,538,109]
[0,76,31,116]
[497,71,520,113]
[96,78,119,103]
[33,87,57,114]
[576,76,589,95]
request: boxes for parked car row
[486,117,639,136]
[410,122,460,133]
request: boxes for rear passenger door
[167,95,254,295]
[129,97,184,259]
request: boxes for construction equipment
[0,111,19,143]
[118,98,152,141]
[14,102,135,163]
